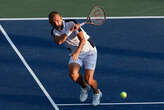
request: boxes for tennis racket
[80,6,106,26]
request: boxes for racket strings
[89,7,106,25]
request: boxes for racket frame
[80,6,106,26]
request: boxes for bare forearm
[75,39,85,54]
[55,30,73,45]
[74,31,86,54]
[69,25,85,61]
[57,34,69,45]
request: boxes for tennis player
[48,11,102,106]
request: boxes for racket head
[87,6,106,26]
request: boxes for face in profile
[53,14,63,28]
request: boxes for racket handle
[80,22,85,27]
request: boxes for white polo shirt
[51,20,96,55]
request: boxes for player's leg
[68,63,86,88]
[83,52,102,106]
[84,69,102,106]
[84,69,99,93]
[68,57,90,102]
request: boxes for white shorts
[68,50,97,70]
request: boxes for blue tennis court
[0,18,164,110]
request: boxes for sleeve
[51,28,60,37]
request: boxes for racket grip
[80,22,85,27]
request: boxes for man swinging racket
[48,8,105,106]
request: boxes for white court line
[0,16,164,20]
[57,102,164,106]
[0,25,59,110]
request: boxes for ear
[60,16,63,20]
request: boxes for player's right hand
[74,24,80,30]
[70,24,80,32]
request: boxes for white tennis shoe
[80,84,90,102]
[92,89,102,106]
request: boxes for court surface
[0,18,164,110]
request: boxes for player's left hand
[71,52,79,61]
[74,24,81,30]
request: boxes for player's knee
[69,72,79,82]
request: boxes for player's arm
[53,26,75,45]
[75,31,86,54]
[53,34,69,45]
[71,25,86,60]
